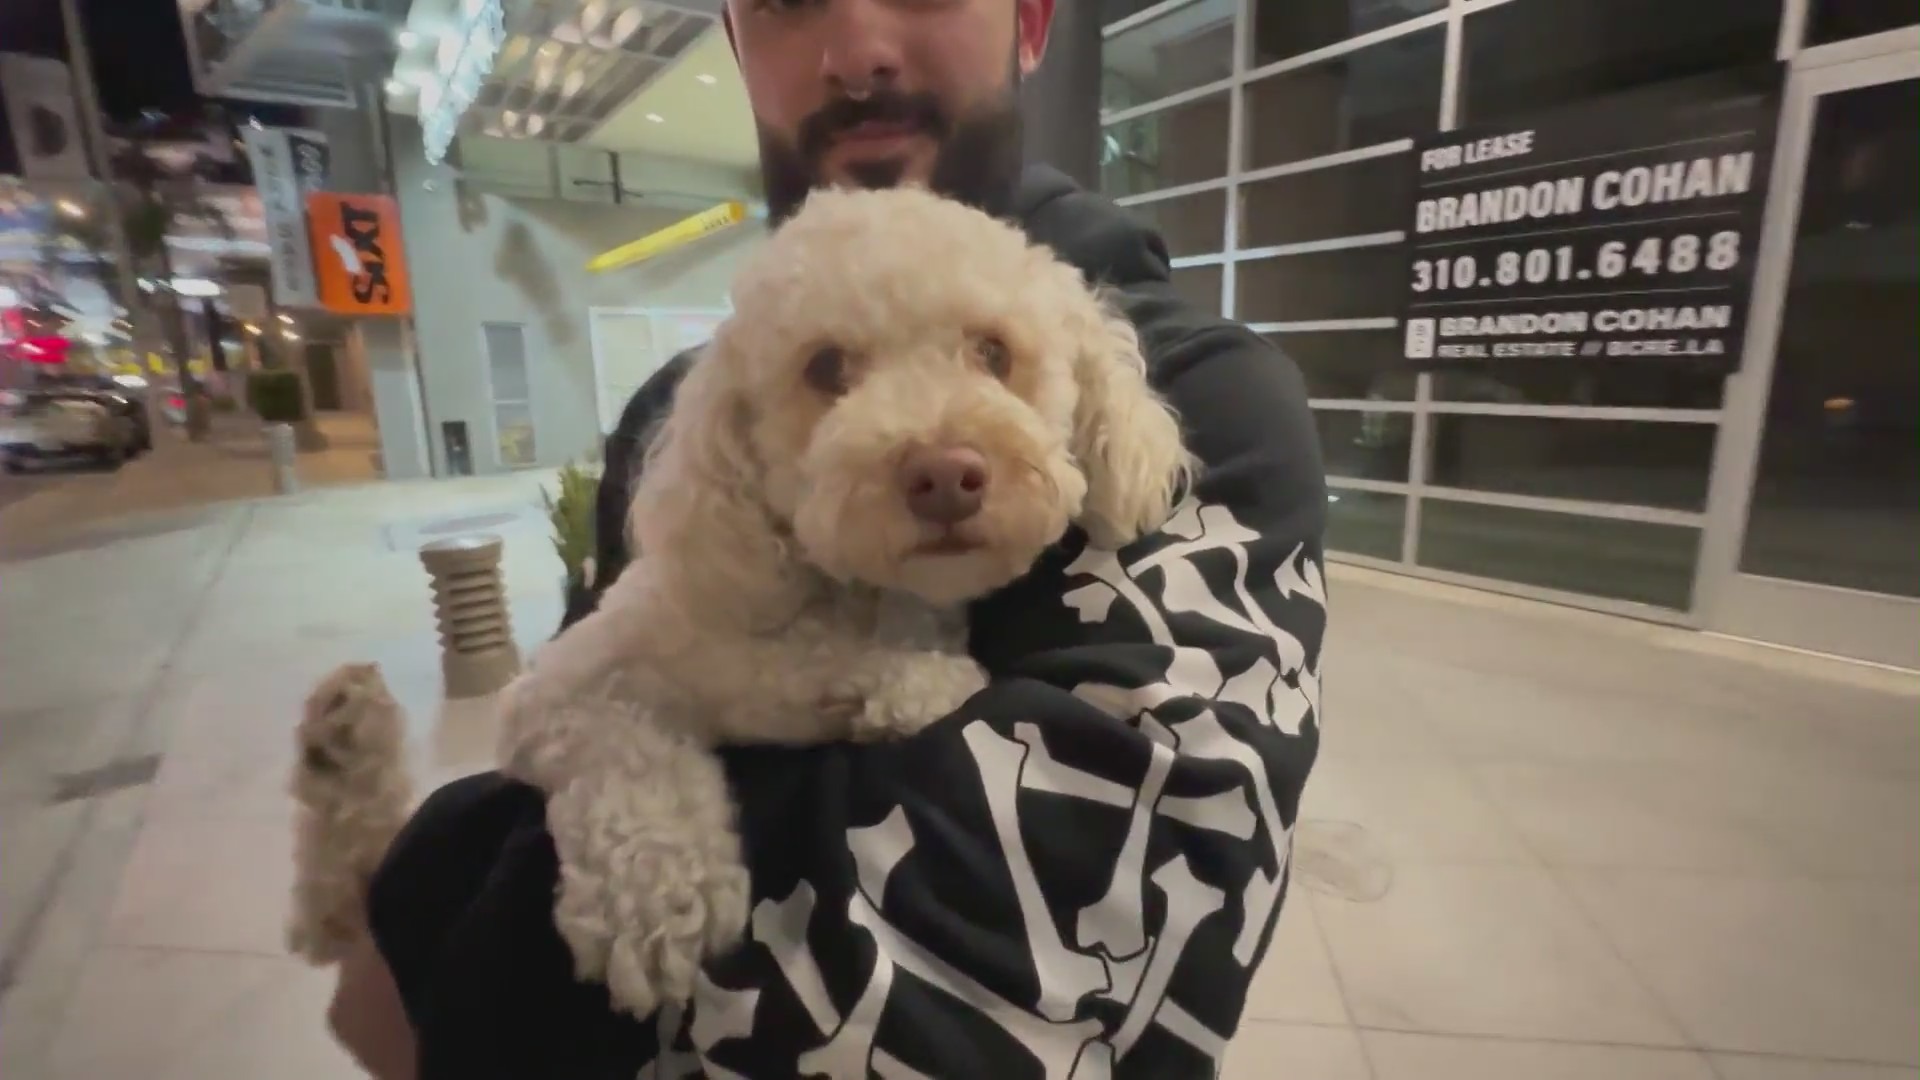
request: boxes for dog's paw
[557,849,751,1019]
[602,857,750,1017]
[548,765,750,1019]
[852,651,988,741]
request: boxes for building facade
[1094,0,1916,668]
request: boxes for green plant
[247,370,305,423]
[543,461,601,588]
[209,393,239,413]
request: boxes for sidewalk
[0,469,564,1079]
[0,477,1915,1079]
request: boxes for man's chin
[825,151,935,192]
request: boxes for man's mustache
[798,92,950,163]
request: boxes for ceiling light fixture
[562,68,586,97]
[610,6,644,44]
[385,77,409,95]
[396,28,419,48]
[278,313,295,325]
[579,1,608,36]
[525,114,547,136]
[694,73,717,85]
[422,0,505,163]
[646,112,664,123]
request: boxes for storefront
[1097,0,1917,668]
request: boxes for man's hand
[328,934,417,1080]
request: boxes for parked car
[0,389,144,472]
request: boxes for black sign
[1399,81,1779,370]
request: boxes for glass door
[1701,34,1920,668]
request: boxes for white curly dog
[288,186,1192,1022]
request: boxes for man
[335,0,1327,1073]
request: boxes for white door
[588,307,729,434]
[1700,30,1920,668]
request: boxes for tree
[111,140,232,441]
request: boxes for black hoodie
[368,165,1328,1079]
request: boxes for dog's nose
[900,446,989,525]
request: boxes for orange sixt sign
[306,192,413,316]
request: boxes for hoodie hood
[1013,164,1175,291]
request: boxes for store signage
[306,193,413,316]
[1398,86,1777,369]
[242,126,331,309]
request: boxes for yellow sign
[140,352,209,378]
[587,201,748,273]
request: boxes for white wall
[388,118,765,475]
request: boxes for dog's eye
[973,334,1013,381]
[803,345,850,396]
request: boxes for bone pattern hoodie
[366,165,1328,1080]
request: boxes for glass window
[1101,0,1234,111]
[1460,0,1780,126]
[1243,26,1443,170]
[1238,151,1413,249]
[1267,330,1415,401]
[1250,0,1446,69]
[1124,190,1227,257]
[1236,245,1404,323]
[1739,78,1920,599]
[1314,408,1410,482]
[1100,92,1231,197]
[484,323,538,468]
[1808,0,1917,46]
[1170,264,1223,315]
[1428,416,1718,511]
[1327,487,1405,560]
[1099,0,1170,29]
[1418,500,1701,609]
[1430,366,1726,410]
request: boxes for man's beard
[758,85,1024,225]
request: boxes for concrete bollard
[418,535,522,699]
[265,422,300,495]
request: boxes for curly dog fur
[287,662,413,966]
[288,187,1192,1020]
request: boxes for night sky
[1,0,202,123]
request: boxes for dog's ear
[627,327,805,623]
[1069,290,1194,550]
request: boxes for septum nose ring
[845,83,872,101]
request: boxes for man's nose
[818,0,905,96]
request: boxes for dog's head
[631,187,1191,615]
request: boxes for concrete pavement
[0,466,565,1078]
